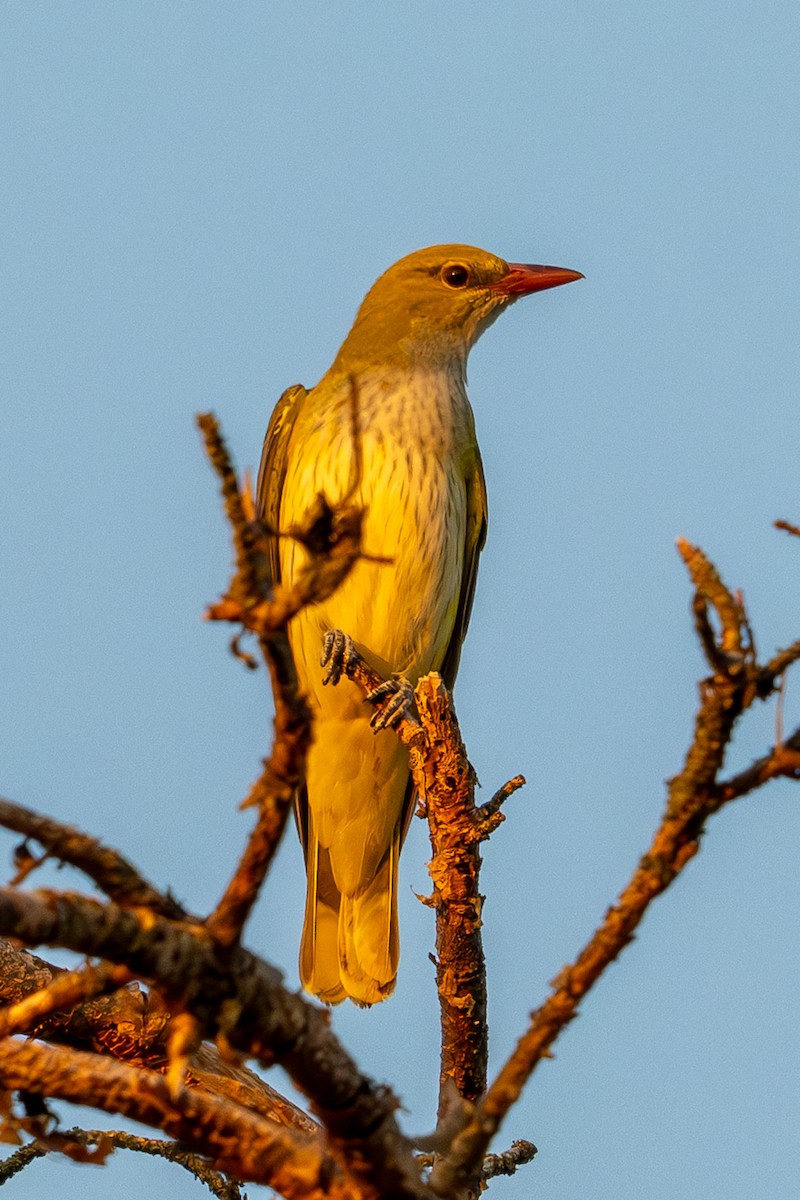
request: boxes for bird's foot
[367,674,414,731]
[321,630,413,729]
[321,629,359,686]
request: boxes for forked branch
[429,537,800,1194]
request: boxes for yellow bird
[257,245,581,1004]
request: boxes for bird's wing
[439,446,488,690]
[256,383,313,857]
[255,383,308,587]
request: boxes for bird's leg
[321,629,414,730]
[366,674,415,731]
[321,628,359,686]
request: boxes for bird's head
[331,244,582,375]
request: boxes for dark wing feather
[256,383,310,851]
[439,446,488,690]
[255,383,307,588]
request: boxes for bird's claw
[321,629,358,686]
[367,674,414,731]
[321,631,413,728]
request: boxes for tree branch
[0,1040,349,1200]
[309,642,504,1188]
[0,958,131,1038]
[0,797,185,920]
[206,632,311,950]
[0,938,317,1136]
[412,677,491,1121]
[429,538,779,1194]
[0,1126,245,1200]
[0,890,429,1199]
[198,411,312,949]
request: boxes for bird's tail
[298,833,347,1004]
[299,821,400,1006]
[338,835,400,1005]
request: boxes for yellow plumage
[257,245,581,1003]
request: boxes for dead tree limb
[429,538,799,1195]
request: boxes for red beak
[497,263,584,297]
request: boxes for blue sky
[2,3,799,1197]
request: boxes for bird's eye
[440,263,471,289]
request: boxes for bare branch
[0,889,429,1199]
[0,1142,44,1184]
[197,411,312,949]
[200,410,389,951]
[199,405,369,638]
[197,412,268,604]
[774,518,800,538]
[430,540,770,1194]
[475,774,526,839]
[481,1139,537,1183]
[207,634,311,950]
[1,1126,244,1200]
[676,536,748,663]
[313,640,496,1185]
[0,939,317,1137]
[412,677,489,1120]
[0,959,131,1038]
[757,638,800,696]
[0,797,185,920]
[713,723,800,804]
[0,1039,349,1200]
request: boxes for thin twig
[0,1126,244,1200]
[198,412,312,950]
[0,1142,45,1184]
[206,630,311,949]
[200,409,381,950]
[756,638,800,696]
[677,536,746,660]
[713,723,800,804]
[199,406,370,637]
[475,774,526,837]
[481,1138,537,1183]
[197,412,266,603]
